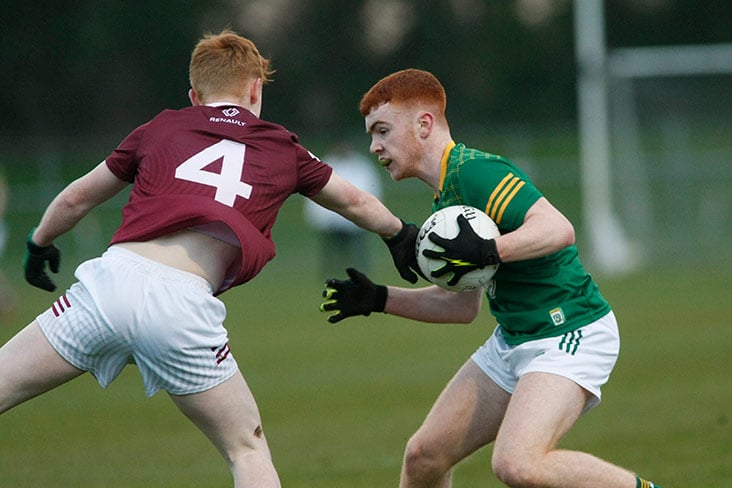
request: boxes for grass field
[1,172,731,486]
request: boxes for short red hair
[189,30,274,102]
[359,69,447,124]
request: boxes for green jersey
[433,143,611,345]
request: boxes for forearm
[31,161,128,246]
[32,185,95,246]
[339,190,402,239]
[495,227,570,262]
[384,285,482,323]
[312,172,402,239]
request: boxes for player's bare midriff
[113,229,239,292]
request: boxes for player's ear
[417,112,434,137]
[188,89,201,106]
[249,78,261,102]
[249,78,263,116]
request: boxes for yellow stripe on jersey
[495,180,525,224]
[485,174,514,219]
[485,173,524,224]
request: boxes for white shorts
[37,246,238,397]
[471,311,619,412]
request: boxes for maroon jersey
[106,104,333,294]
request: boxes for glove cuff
[26,227,47,254]
[383,219,409,245]
[479,238,502,266]
[373,285,388,313]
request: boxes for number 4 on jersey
[175,139,253,207]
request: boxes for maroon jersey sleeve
[105,122,149,182]
[294,144,333,197]
[106,105,333,293]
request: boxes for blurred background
[1,1,732,485]
[1,0,731,287]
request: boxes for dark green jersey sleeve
[459,157,542,232]
[436,145,542,233]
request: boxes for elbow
[562,219,576,247]
[549,211,575,250]
[462,299,482,323]
[351,190,371,213]
[452,290,483,323]
[60,192,84,213]
[455,313,478,325]
[337,188,371,224]
[58,184,93,216]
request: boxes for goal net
[608,70,732,268]
[574,0,732,272]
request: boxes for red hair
[189,30,274,102]
[359,69,447,123]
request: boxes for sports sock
[636,477,662,488]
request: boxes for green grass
[1,182,731,486]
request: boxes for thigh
[169,371,271,460]
[0,321,84,413]
[494,371,589,458]
[413,358,511,463]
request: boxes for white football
[416,205,500,292]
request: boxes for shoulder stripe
[485,174,514,217]
[495,180,525,224]
[485,173,524,224]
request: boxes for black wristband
[373,285,388,313]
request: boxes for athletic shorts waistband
[105,245,214,294]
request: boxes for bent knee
[491,450,544,488]
[402,434,451,479]
[229,445,272,466]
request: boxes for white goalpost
[573,0,732,273]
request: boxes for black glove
[423,214,501,287]
[23,228,61,292]
[383,219,422,284]
[320,268,387,324]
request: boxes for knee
[491,449,543,488]
[228,448,280,488]
[228,446,272,468]
[402,433,451,481]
